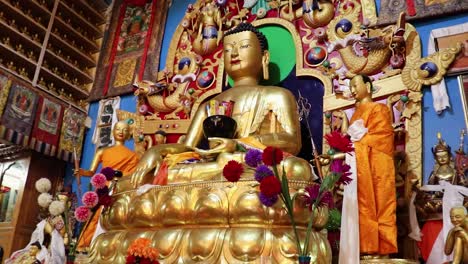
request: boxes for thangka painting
[0,72,11,118]
[58,107,86,162]
[89,0,170,100]
[0,83,39,146]
[378,0,468,25]
[30,96,64,156]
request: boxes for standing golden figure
[90,23,331,263]
[75,120,139,252]
[348,75,397,257]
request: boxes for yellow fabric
[350,102,397,255]
[77,145,139,251]
[165,152,201,168]
[101,145,139,176]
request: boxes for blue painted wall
[76,0,468,194]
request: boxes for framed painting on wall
[435,31,468,75]
[89,0,170,101]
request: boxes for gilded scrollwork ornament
[402,43,462,92]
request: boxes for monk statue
[75,120,140,177]
[347,74,397,257]
[445,206,468,264]
[129,22,312,188]
[75,120,139,251]
[427,132,464,186]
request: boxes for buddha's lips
[230,59,241,64]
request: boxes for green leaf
[236,144,247,152]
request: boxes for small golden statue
[445,206,468,264]
[5,241,42,264]
[192,2,223,56]
[427,132,461,185]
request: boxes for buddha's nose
[231,46,239,57]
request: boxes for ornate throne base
[89,179,332,263]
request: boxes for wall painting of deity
[89,0,170,100]
[57,107,86,162]
[30,97,64,157]
[0,83,39,146]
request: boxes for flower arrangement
[222,132,353,261]
[73,167,117,223]
[126,238,160,264]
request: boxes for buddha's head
[432,132,451,165]
[223,23,269,83]
[155,130,167,145]
[350,74,373,102]
[113,121,131,142]
[29,241,41,257]
[450,206,467,226]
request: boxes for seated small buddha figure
[428,133,463,186]
[6,241,43,264]
[129,22,312,187]
[445,206,468,264]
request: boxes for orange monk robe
[350,102,397,255]
[77,144,139,250]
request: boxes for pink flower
[74,206,91,222]
[82,191,98,208]
[91,173,107,189]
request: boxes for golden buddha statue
[90,23,330,263]
[6,241,42,264]
[427,133,460,185]
[445,206,468,264]
[129,22,312,188]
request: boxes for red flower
[124,0,148,6]
[223,160,244,182]
[262,147,283,166]
[99,195,113,208]
[140,258,152,264]
[259,176,282,197]
[324,131,354,153]
[126,255,136,264]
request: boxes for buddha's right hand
[194,137,237,157]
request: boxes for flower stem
[303,193,322,256]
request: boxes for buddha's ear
[366,81,372,94]
[262,50,270,80]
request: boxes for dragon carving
[134,79,190,120]
[328,12,407,78]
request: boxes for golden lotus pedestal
[360,259,419,264]
[89,179,332,263]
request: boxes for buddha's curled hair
[224,22,269,52]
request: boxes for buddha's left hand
[194,137,237,157]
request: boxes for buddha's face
[29,245,39,257]
[350,75,371,101]
[435,150,450,165]
[450,208,466,226]
[113,122,130,141]
[155,134,166,145]
[223,31,263,80]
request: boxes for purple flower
[329,159,350,175]
[254,165,273,182]
[101,167,115,181]
[305,185,320,202]
[320,191,334,208]
[96,186,110,197]
[245,149,263,168]
[259,192,278,207]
